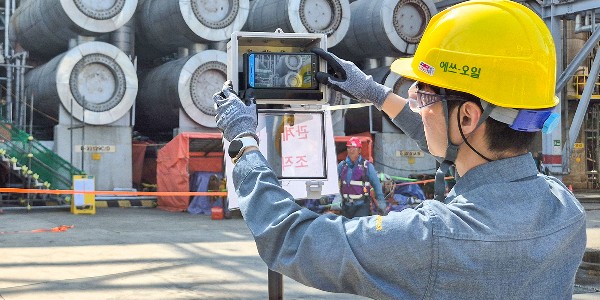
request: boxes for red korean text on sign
[282,125,309,141]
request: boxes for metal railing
[573,74,600,99]
[0,121,84,190]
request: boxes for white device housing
[227,30,329,105]
[225,30,340,209]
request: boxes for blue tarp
[394,183,426,200]
[387,182,425,212]
[188,172,226,215]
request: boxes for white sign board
[73,177,94,206]
[225,109,339,209]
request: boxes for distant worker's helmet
[391,0,558,109]
[346,137,362,148]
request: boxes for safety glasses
[415,91,445,108]
[408,82,468,112]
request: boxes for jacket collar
[451,153,538,195]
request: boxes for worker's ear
[456,101,483,135]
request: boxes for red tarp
[156,132,224,212]
[132,142,148,187]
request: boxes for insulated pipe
[244,0,351,47]
[135,50,227,131]
[14,56,20,127]
[135,0,249,57]
[328,88,348,136]
[4,0,9,59]
[345,66,413,134]
[110,16,136,57]
[330,0,436,61]
[9,0,138,59]
[25,41,138,126]
[575,11,600,34]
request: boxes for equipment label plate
[397,150,424,157]
[75,145,116,152]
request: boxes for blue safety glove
[213,81,258,142]
[311,48,392,110]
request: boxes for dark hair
[444,89,535,153]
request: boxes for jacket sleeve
[391,104,430,155]
[366,162,386,212]
[232,150,434,299]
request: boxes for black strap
[456,101,493,162]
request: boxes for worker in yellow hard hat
[213,0,586,298]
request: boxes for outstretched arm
[365,162,386,213]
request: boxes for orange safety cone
[568,184,573,192]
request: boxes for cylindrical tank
[10,0,138,59]
[567,19,587,96]
[328,88,350,136]
[25,41,138,126]
[330,0,436,61]
[135,50,227,132]
[244,0,350,47]
[110,16,136,57]
[344,65,413,134]
[136,0,249,57]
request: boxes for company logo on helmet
[418,62,435,76]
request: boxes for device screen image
[245,53,318,90]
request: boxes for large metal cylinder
[244,0,350,47]
[10,0,138,58]
[135,50,227,132]
[25,41,138,126]
[330,0,436,61]
[110,16,136,57]
[344,65,414,134]
[136,0,249,57]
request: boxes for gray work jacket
[232,106,586,299]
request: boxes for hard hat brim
[390,57,419,81]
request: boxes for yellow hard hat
[391,0,558,109]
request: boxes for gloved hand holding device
[311,48,392,110]
[213,80,258,142]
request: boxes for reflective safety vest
[340,159,371,203]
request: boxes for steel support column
[563,49,600,165]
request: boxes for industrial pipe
[330,0,436,61]
[136,0,249,57]
[25,41,138,127]
[9,0,138,59]
[244,0,351,47]
[135,50,228,132]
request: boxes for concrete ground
[583,202,600,249]
[576,200,600,297]
[0,199,598,299]
[0,207,365,300]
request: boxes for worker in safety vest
[335,136,386,218]
[213,0,586,298]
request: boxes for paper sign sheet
[280,116,324,177]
